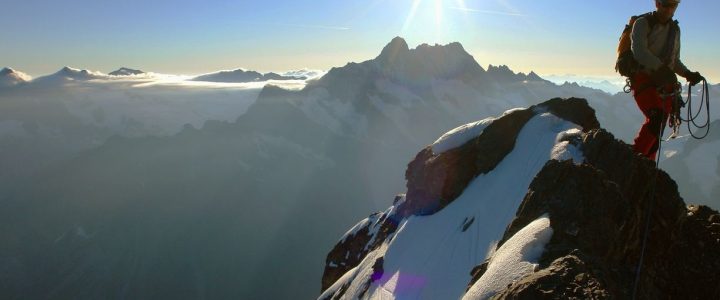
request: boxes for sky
[1,0,718,82]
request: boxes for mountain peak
[109,67,145,76]
[56,66,91,76]
[36,66,107,81]
[59,66,76,73]
[1,67,15,75]
[486,65,549,84]
[527,71,543,81]
[374,37,485,84]
[376,37,410,63]
[308,37,490,98]
[0,67,32,86]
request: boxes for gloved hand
[684,71,705,86]
[650,65,678,87]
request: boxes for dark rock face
[474,129,720,298]
[492,254,610,299]
[320,207,399,292]
[402,97,598,218]
[402,108,534,217]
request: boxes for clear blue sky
[1,0,718,81]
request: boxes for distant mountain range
[1,66,315,84]
[0,37,717,300]
[191,69,308,82]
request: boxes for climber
[628,0,704,161]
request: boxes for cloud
[282,69,326,80]
[1,68,316,140]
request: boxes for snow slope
[321,109,584,299]
[463,215,553,300]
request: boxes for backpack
[615,12,678,77]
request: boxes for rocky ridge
[320,97,720,299]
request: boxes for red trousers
[631,72,675,161]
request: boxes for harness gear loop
[660,81,683,139]
[624,78,633,93]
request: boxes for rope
[631,110,665,300]
[631,79,711,298]
[680,79,711,139]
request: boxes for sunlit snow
[463,215,553,300]
[323,112,581,299]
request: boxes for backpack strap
[643,12,657,30]
[659,20,679,64]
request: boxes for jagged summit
[487,64,522,82]
[312,37,489,92]
[376,38,483,81]
[310,37,558,95]
[526,71,544,81]
[486,65,549,84]
[319,98,720,299]
[109,67,144,76]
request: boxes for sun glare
[434,0,443,26]
[403,0,423,31]
[403,0,469,32]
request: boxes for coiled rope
[681,79,711,139]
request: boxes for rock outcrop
[320,97,720,299]
[483,129,720,299]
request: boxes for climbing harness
[624,78,712,141]
[662,82,684,140]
